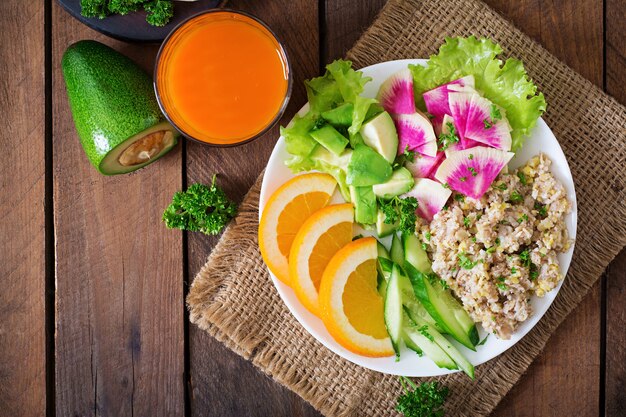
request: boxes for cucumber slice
[377,240,391,259]
[402,329,423,355]
[384,264,404,358]
[402,232,432,274]
[390,233,404,265]
[377,269,388,299]
[404,263,478,350]
[402,312,457,370]
[405,307,474,379]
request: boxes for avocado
[309,124,349,155]
[373,167,415,199]
[62,40,179,175]
[349,185,377,224]
[321,103,354,127]
[359,111,398,164]
[376,209,398,238]
[347,144,392,186]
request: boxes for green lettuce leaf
[409,36,546,151]
[286,147,352,201]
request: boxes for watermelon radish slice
[448,91,475,140]
[402,178,452,222]
[461,95,512,151]
[394,113,437,157]
[377,69,416,115]
[434,146,514,199]
[423,75,475,126]
[405,151,445,179]
[440,115,480,156]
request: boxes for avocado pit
[118,130,174,166]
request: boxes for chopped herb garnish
[379,196,419,235]
[490,104,502,121]
[510,190,523,203]
[403,145,416,163]
[418,325,434,342]
[437,122,460,151]
[517,172,527,185]
[494,182,507,191]
[471,237,477,243]
[459,176,467,182]
[440,279,449,290]
[455,194,465,202]
[495,237,501,245]
[517,214,529,223]
[463,216,471,228]
[421,242,428,251]
[442,182,450,189]
[483,118,493,129]
[496,282,508,291]
[468,153,474,160]
[534,201,548,216]
[486,246,496,253]
[530,265,539,281]
[519,250,531,267]
[511,267,518,274]
[468,166,478,177]
[425,231,431,241]
[458,252,477,270]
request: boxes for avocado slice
[309,124,349,155]
[321,103,354,127]
[62,40,179,175]
[347,144,392,186]
[373,167,415,199]
[360,111,398,164]
[349,185,377,224]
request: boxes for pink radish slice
[405,151,445,178]
[402,178,452,222]
[440,114,480,155]
[377,68,416,115]
[462,95,512,151]
[434,146,514,200]
[423,75,475,126]
[394,112,437,157]
[448,91,475,140]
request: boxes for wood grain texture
[604,2,626,415]
[323,0,388,65]
[186,1,322,416]
[52,3,184,416]
[485,1,604,416]
[0,2,47,416]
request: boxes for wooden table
[1,1,624,416]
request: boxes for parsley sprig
[483,104,502,129]
[379,196,419,235]
[396,377,449,417]
[437,121,460,151]
[163,175,238,235]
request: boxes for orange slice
[318,237,394,357]
[259,173,337,285]
[289,204,354,316]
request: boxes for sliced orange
[289,204,354,316]
[259,173,337,285]
[318,237,394,357]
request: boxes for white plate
[259,59,577,376]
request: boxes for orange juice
[155,11,291,145]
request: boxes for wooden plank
[0,2,47,416]
[323,0,388,64]
[485,0,604,415]
[52,4,184,416]
[186,1,322,416]
[604,1,626,415]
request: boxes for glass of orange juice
[155,10,292,146]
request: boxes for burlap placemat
[188,0,626,415]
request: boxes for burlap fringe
[188,0,626,415]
